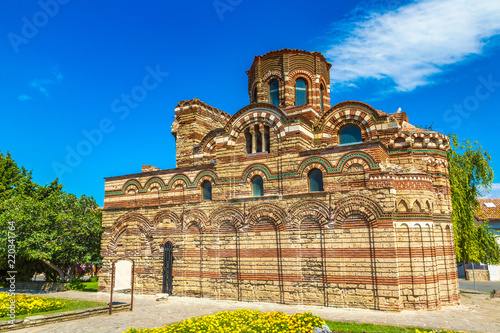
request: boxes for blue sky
[1,0,500,205]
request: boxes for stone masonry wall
[100,49,459,312]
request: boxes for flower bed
[0,293,64,317]
[125,309,326,333]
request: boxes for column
[251,129,257,153]
[261,126,267,153]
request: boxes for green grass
[324,320,445,333]
[0,298,107,321]
[82,281,98,292]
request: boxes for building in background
[469,199,500,281]
[99,49,459,311]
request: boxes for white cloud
[29,71,63,98]
[480,183,500,199]
[30,78,57,97]
[17,94,33,101]
[325,0,500,92]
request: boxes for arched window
[253,86,258,103]
[308,169,324,192]
[244,128,252,153]
[339,125,362,145]
[295,79,307,106]
[252,176,263,197]
[201,180,212,200]
[244,125,270,154]
[320,84,325,113]
[269,80,279,107]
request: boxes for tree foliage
[0,151,103,282]
[0,151,35,201]
[447,134,500,264]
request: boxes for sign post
[109,258,135,315]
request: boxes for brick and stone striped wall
[99,49,459,311]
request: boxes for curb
[1,303,131,331]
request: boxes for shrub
[0,293,64,317]
[125,309,326,333]
[66,276,85,291]
[89,276,99,282]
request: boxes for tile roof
[475,199,500,221]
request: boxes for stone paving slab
[10,290,500,333]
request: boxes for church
[99,49,459,311]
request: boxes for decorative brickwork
[100,49,459,311]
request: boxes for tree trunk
[41,259,65,282]
[68,263,78,282]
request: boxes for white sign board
[114,260,132,291]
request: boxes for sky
[1,0,500,205]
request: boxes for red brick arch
[107,212,156,255]
[124,184,139,195]
[183,208,209,231]
[160,237,177,247]
[316,102,382,143]
[287,199,330,227]
[262,70,283,83]
[225,106,287,147]
[153,209,180,229]
[322,110,376,142]
[297,156,332,177]
[242,164,272,182]
[209,206,245,230]
[332,195,382,228]
[340,157,371,173]
[166,174,190,190]
[247,203,286,230]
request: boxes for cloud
[480,183,500,199]
[30,79,52,97]
[325,0,500,92]
[17,94,33,101]
[29,70,63,98]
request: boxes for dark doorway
[162,242,174,294]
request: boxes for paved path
[458,278,500,293]
[10,289,500,333]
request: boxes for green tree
[447,134,500,264]
[0,151,103,282]
[0,151,36,201]
[0,192,103,281]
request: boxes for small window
[253,86,258,103]
[308,169,324,192]
[320,84,325,113]
[252,176,263,197]
[295,79,307,106]
[244,128,252,154]
[202,181,212,200]
[269,80,279,107]
[339,125,362,145]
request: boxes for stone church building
[99,49,459,311]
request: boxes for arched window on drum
[295,79,307,106]
[339,125,362,145]
[269,80,280,107]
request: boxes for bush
[0,293,64,317]
[66,276,85,291]
[89,276,99,282]
[125,309,326,333]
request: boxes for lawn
[0,297,107,321]
[324,320,447,333]
[123,309,459,333]
[82,281,99,292]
